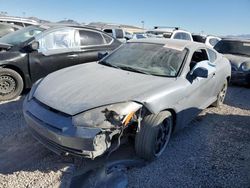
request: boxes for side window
[173,33,182,39]
[79,30,105,46]
[182,33,192,41]
[207,49,217,63]
[190,49,209,70]
[38,28,78,55]
[209,38,219,47]
[174,32,192,41]
[103,29,113,37]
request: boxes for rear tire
[135,111,173,161]
[212,81,228,107]
[0,68,23,101]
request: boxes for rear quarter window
[79,30,105,46]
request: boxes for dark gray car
[23,39,231,161]
[214,38,250,85]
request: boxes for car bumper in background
[231,71,250,85]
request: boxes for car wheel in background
[0,68,23,101]
[135,111,173,161]
[212,81,228,107]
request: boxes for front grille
[28,98,72,132]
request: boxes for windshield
[100,43,187,77]
[214,40,250,57]
[0,26,45,45]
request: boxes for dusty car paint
[23,39,231,159]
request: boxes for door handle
[68,54,77,58]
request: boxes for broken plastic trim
[72,102,142,129]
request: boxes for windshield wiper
[99,61,120,69]
[117,65,151,75]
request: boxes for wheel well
[162,109,177,133]
[0,65,25,87]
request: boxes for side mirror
[28,41,39,51]
[191,67,208,78]
[98,52,109,59]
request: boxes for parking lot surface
[0,86,249,188]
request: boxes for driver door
[28,28,80,82]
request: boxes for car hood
[34,63,176,115]
[0,42,13,51]
[223,54,250,68]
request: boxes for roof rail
[154,26,179,30]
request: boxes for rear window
[214,40,250,57]
[115,29,124,39]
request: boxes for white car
[192,34,221,48]
[146,27,193,41]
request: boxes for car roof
[0,16,38,25]
[147,28,190,34]
[128,38,207,51]
[36,23,106,33]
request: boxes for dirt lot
[0,86,249,188]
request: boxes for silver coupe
[23,39,231,160]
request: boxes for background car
[146,26,193,41]
[0,16,39,27]
[0,22,22,37]
[192,34,221,48]
[0,24,121,101]
[23,39,231,161]
[214,38,250,86]
[88,23,128,43]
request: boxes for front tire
[135,111,173,161]
[212,81,228,107]
[0,68,23,101]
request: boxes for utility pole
[141,20,145,29]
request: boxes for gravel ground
[128,86,250,188]
[0,86,249,188]
[0,96,75,188]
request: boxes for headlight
[72,102,142,128]
[27,78,43,101]
[241,62,250,72]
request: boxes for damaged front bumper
[23,97,116,159]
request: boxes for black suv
[214,38,250,86]
[0,24,121,101]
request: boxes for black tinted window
[79,30,105,46]
[214,40,250,56]
[193,35,206,43]
[103,29,113,37]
